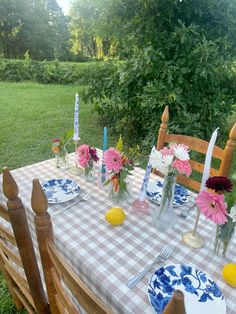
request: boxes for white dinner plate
[148,264,226,314]
[146,180,189,207]
[42,179,80,204]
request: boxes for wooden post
[219,122,236,177]
[163,290,186,314]
[31,178,59,314]
[2,167,50,314]
[156,106,169,151]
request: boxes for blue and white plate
[148,264,226,314]
[42,179,80,204]
[146,180,189,207]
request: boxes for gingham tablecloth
[1,154,235,314]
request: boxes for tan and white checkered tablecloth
[1,153,235,314]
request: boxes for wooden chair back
[0,168,50,313]
[31,178,113,314]
[156,106,236,192]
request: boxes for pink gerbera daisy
[76,144,90,167]
[104,147,123,173]
[196,191,228,225]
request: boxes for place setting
[145,178,194,218]
[42,178,93,216]
[147,262,226,314]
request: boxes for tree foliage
[0,0,71,60]
[85,0,236,145]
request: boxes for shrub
[90,27,236,147]
[0,58,117,86]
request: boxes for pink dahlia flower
[104,147,123,174]
[76,144,90,168]
[196,191,228,225]
[160,147,173,157]
[172,160,192,177]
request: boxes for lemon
[105,207,126,226]
[222,263,236,288]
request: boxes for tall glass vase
[214,219,235,257]
[152,174,177,231]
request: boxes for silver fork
[127,245,174,289]
[51,192,92,216]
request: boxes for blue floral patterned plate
[42,179,80,204]
[146,180,189,207]
[148,264,226,314]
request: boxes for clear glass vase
[152,174,177,231]
[214,219,235,257]
[108,177,131,205]
[84,164,95,182]
[55,146,68,169]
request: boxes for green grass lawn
[0,81,117,171]
[0,81,235,313]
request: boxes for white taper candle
[200,128,219,191]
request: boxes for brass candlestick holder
[182,205,205,249]
[69,138,83,176]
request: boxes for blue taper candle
[103,127,107,151]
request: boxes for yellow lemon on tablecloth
[222,263,236,288]
[105,207,126,226]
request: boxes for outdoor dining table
[0,152,235,314]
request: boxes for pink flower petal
[196,191,228,225]
[104,147,123,173]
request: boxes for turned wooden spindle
[156,105,169,151]
[31,178,59,314]
[219,122,236,177]
[163,290,186,314]
[2,167,50,314]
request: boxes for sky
[57,0,70,15]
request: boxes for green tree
[0,0,71,60]
[86,0,236,144]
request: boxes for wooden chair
[0,167,50,313]
[31,178,113,314]
[156,106,236,192]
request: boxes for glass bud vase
[152,174,177,231]
[84,164,95,182]
[214,220,235,257]
[108,177,131,205]
[55,146,68,169]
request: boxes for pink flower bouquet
[149,144,192,177]
[103,137,139,201]
[196,175,236,256]
[76,144,99,179]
